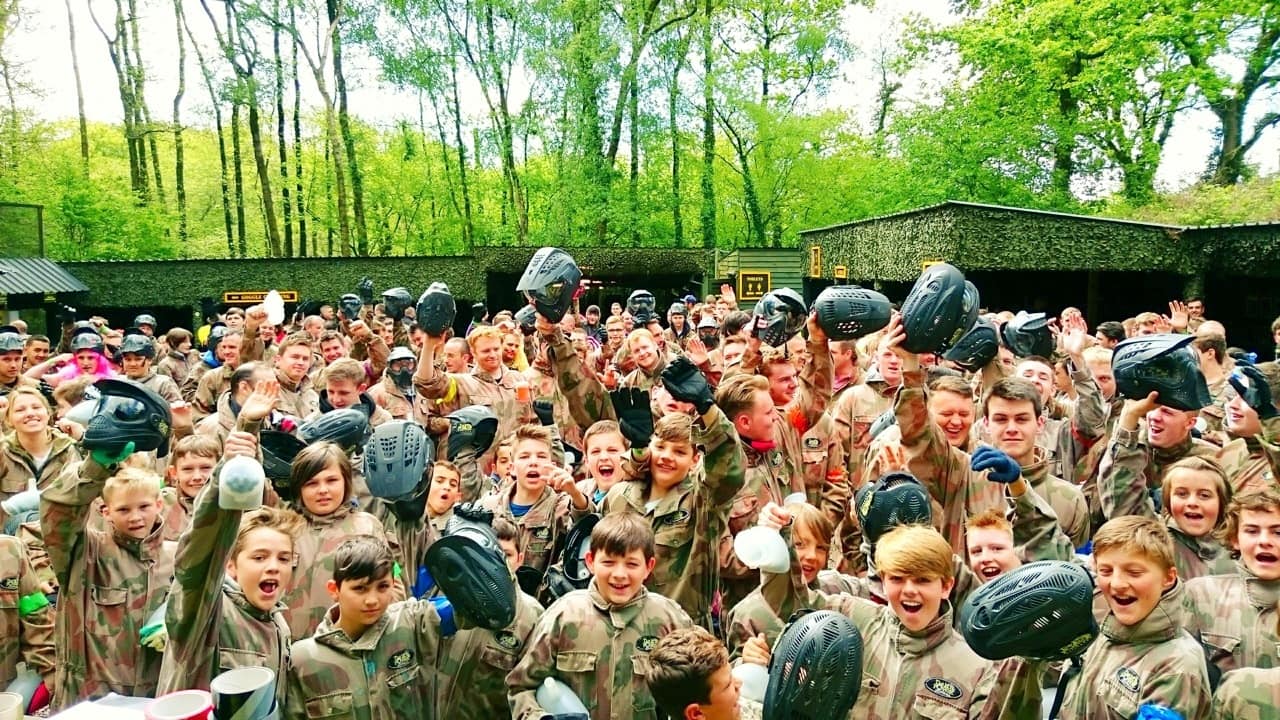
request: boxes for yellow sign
[834,265,848,280]
[921,259,944,270]
[223,290,299,304]
[738,271,771,302]
[808,245,822,276]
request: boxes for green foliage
[3,0,1279,267]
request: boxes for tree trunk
[291,3,308,257]
[629,78,640,246]
[669,32,690,248]
[126,0,165,206]
[64,0,89,172]
[172,0,188,242]
[183,8,234,255]
[273,2,293,257]
[328,0,368,255]
[231,101,248,258]
[448,40,473,249]
[1211,99,1245,186]
[91,0,144,199]
[699,0,716,249]
[484,1,527,243]
[246,99,282,257]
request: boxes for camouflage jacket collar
[504,483,557,522]
[617,476,695,518]
[128,371,157,385]
[891,600,954,657]
[1100,580,1183,644]
[295,498,354,527]
[1167,516,1223,562]
[588,580,649,628]
[224,577,286,622]
[1239,562,1280,610]
[313,603,389,652]
[275,369,310,394]
[111,518,169,561]
[1020,447,1052,487]
[4,427,76,464]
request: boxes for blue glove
[430,595,457,637]
[970,445,1021,483]
[1,489,39,516]
[1135,705,1183,720]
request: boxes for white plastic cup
[782,492,808,506]
[0,692,23,720]
[732,663,770,703]
[219,455,266,511]
[145,690,213,720]
[734,526,791,574]
[264,291,285,326]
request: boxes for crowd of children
[0,275,1279,720]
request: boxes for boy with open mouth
[750,507,997,719]
[508,512,693,720]
[1183,486,1280,678]
[1057,515,1211,719]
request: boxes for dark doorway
[486,272,703,318]
[1203,275,1279,356]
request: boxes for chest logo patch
[923,677,962,700]
[804,437,821,449]
[388,649,415,671]
[637,636,659,652]
[769,451,783,467]
[495,631,520,651]
[663,510,690,526]
[531,527,552,541]
[0,577,17,592]
[1115,667,1140,693]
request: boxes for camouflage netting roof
[800,201,1280,281]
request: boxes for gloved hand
[1229,363,1278,419]
[970,445,1021,483]
[661,357,715,414]
[609,387,654,448]
[0,489,39,516]
[140,623,168,652]
[357,277,375,304]
[532,399,556,427]
[90,441,136,468]
[430,595,457,637]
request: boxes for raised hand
[684,337,709,367]
[1167,301,1190,332]
[239,378,280,422]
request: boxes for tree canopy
[0,0,1277,261]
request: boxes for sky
[7,0,1278,196]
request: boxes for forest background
[1,0,1279,261]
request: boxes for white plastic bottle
[535,678,589,718]
[219,455,266,511]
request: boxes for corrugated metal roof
[798,200,1188,236]
[0,257,89,295]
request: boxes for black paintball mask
[339,294,364,322]
[83,378,174,458]
[752,288,806,348]
[416,282,456,336]
[627,290,656,325]
[381,288,414,321]
[423,503,518,631]
[960,560,1098,662]
[387,346,417,393]
[763,610,865,720]
[516,247,582,323]
[1113,333,1213,412]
